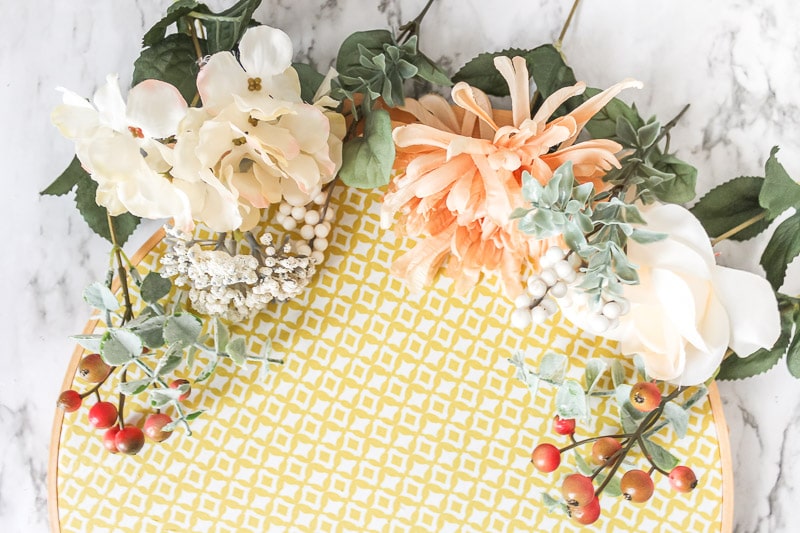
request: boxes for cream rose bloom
[567,203,780,385]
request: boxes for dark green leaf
[408,52,451,86]
[760,146,800,218]
[651,154,697,204]
[71,168,141,246]
[786,327,800,378]
[338,109,395,188]
[140,272,172,304]
[760,211,800,290]
[142,0,199,47]
[527,45,578,102]
[690,176,769,241]
[292,63,325,104]
[336,30,394,80]
[584,88,644,140]
[718,297,795,380]
[200,0,262,54]
[41,157,84,196]
[133,33,200,104]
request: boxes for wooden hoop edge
[707,380,734,533]
[47,227,166,533]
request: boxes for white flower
[172,25,344,231]
[565,203,781,385]
[52,75,195,230]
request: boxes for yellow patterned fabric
[55,189,724,532]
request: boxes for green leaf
[663,402,689,439]
[83,282,119,312]
[541,492,568,514]
[293,62,325,104]
[336,29,394,79]
[615,117,639,147]
[637,121,661,150]
[100,329,143,365]
[584,88,644,140]
[214,317,230,354]
[526,45,578,105]
[633,354,649,381]
[682,386,708,411]
[408,52,452,86]
[73,170,140,246]
[41,157,84,196]
[142,0,199,47]
[538,352,567,385]
[786,327,800,378]
[555,379,588,419]
[140,272,172,304]
[760,146,800,218]
[595,471,622,497]
[195,355,219,382]
[691,176,769,241]
[338,109,395,188]
[611,360,626,389]
[129,315,167,349]
[452,48,529,96]
[199,0,263,54]
[133,33,200,104]
[164,313,202,346]
[118,378,151,396]
[226,337,247,366]
[760,211,800,291]
[70,334,104,352]
[149,386,187,408]
[584,359,607,394]
[574,452,593,476]
[641,438,679,471]
[717,298,794,380]
[154,343,184,376]
[651,154,698,204]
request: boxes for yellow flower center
[247,77,262,91]
[248,116,259,127]
[232,136,247,146]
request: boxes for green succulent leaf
[538,352,567,385]
[164,312,202,346]
[226,337,247,366]
[140,272,172,304]
[129,315,166,349]
[760,146,800,218]
[555,379,588,419]
[100,328,143,365]
[195,355,219,382]
[154,343,184,376]
[83,282,120,312]
[690,176,769,241]
[760,211,800,291]
[133,33,200,104]
[149,386,188,408]
[338,108,395,189]
[584,88,644,140]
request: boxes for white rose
[567,203,780,385]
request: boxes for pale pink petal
[126,79,188,139]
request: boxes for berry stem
[80,366,118,400]
[559,433,631,454]
[636,436,670,476]
[117,367,128,429]
[133,359,193,436]
[589,446,626,481]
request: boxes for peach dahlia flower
[381,56,642,296]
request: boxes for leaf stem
[106,213,134,323]
[133,359,193,436]
[636,436,671,476]
[397,0,438,43]
[654,104,691,146]
[556,0,582,46]
[711,212,767,246]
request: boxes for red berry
[144,413,174,442]
[591,437,622,465]
[57,390,82,412]
[669,466,698,493]
[570,496,601,525]
[169,379,191,401]
[115,426,145,455]
[630,382,661,412]
[621,469,655,503]
[103,427,121,453]
[553,416,576,436]
[561,473,594,507]
[88,401,118,429]
[78,353,111,383]
[531,443,561,473]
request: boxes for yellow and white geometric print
[55,189,724,532]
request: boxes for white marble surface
[1,0,799,531]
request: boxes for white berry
[310,250,325,264]
[304,210,320,225]
[324,208,335,222]
[531,307,548,325]
[313,238,328,251]
[554,259,574,279]
[299,224,315,241]
[549,281,568,298]
[617,298,631,315]
[539,297,558,316]
[589,314,611,333]
[291,205,306,221]
[545,247,565,262]
[511,308,532,328]
[313,192,327,205]
[514,294,533,309]
[296,244,312,256]
[275,212,287,224]
[540,268,558,287]
[314,224,330,239]
[278,202,292,215]
[602,301,622,320]
[281,217,297,231]
[527,277,548,299]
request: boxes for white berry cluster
[161,228,317,323]
[274,191,335,266]
[511,247,580,329]
[584,296,630,333]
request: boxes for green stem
[133,359,193,436]
[397,0,438,43]
[711,212,767,246]
[559,433,631,454]
[556,0,582,46]
[106,213,133,323]
[637,436,671,476]
[654,104,691,146]
[117,367,128,429]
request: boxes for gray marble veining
[2,1,798,531]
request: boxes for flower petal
[197,53,247,113]
[127,80,188,139]
[493,56,530,128]
[93,75,128,131]
[239,25,293,77]
[713,265,781,357]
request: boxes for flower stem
[556,0,583,46]
[711,212,767,246]
[654,104,691,146]
[106,213,134,323]
[397,0,438,44]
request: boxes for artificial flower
[382,56,642,296]
[173,25,345,231]
[52,75,194,229]
[567,203,781,385]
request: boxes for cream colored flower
[173,26,344,231]
[570,203,780,385]
[52,75,194,229]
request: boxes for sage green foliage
[140,272,172,304]
[338,109,396,188]
[40,157,140,246]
